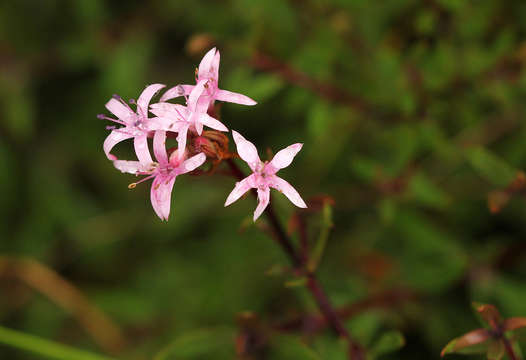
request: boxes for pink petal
[105,98,134,121]
[211,49,220,81]
[103,130,134,160]
[269,143,303,171]
[159,84,194,102]
[149,103,186,120]
[182,153,206,173]
[148,116,180,131]
[224,174,255,206]
[198,47,217,79]
[113,160,149,174]
[215,89,257,106]
[134,135,153,164]
[198,113,228,132]
[175,124,190,159]
[194,121,204,136]
[253,187,270,221]
[231,130,261,172]
[187,80,207,111]
[137,84,165,115]
[270,176,307,208]
[150,175,176,221]
[153,130,167,163]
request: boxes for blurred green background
[2,0,526,359]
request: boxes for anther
[128,183,137,189]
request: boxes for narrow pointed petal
[148,116,180,131]
[105,98,134,121]
[231,130,261,171]
[150,175,176,221]
[253,187,270,221]
[153,130,167,163]
[149,102,186,120]
[103,130,134,160]
[137,84,165,114]
[176,124,189,158]
[182,153,206,173]
[194,121,204,136]
[113,160,147,174]
[198,47,216,79]
[215,89,257,106]
[269,143,303,170]
[188,80,207,111]
[211,49,220,80]
[225,175,254,206]
[134,135,153,164]
[199,113,228,132]
[160,84,194,102]
[270,176,307,208]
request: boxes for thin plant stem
[225,158,365,360]
[502,337,519,360]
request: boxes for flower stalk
[226,158,365,360]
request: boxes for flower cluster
[99,48,307,221]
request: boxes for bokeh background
[2,0,526,359]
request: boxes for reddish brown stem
[226,158,365,360]
[502,337,518,360]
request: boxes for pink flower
[224,131,307,221]
[150,80,228,158]
[160,48,257,109]
[113,130,206,220]
[99,84,166,161]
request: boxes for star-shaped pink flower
[150,80,228,159]
[113,130,206,220]
[99,84,166,162]
[160,47,257,109]
[225,131,307,221]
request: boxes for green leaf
[307,202,333,272]
[408,172,451,209]
[369,330,405,358]
[154,327,235,360]
[270,334,323,360]
[465,147,516,187]
[0,325,115,360]
[487,340,504,360]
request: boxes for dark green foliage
[1,0,526,359]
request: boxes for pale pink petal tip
[271,176,307,209]
[215,89,257,106]
[137,84,166,111]
[224,176,253,207]
[231,130,260,170]
[270,143,303,170]
[253,188,270,221]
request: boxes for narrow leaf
[369,330,405,357]
[503,317,526,332]
[465,147,516,187]
[487,340,504,360]
[0,326,115,360]
[441,328,492,357]
[307,202,333,272]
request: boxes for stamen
[97,114,106,119]
[128,174,156,189]
[105,126,117,130]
